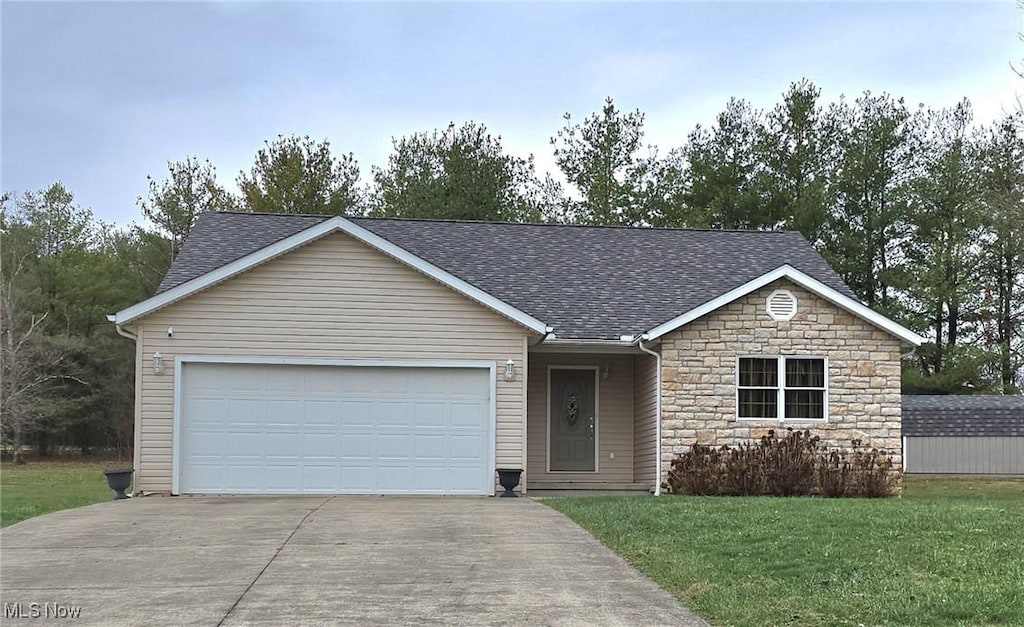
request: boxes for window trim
[735,355,829,423]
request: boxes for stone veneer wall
[659,279,904,483]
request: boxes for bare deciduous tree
[1,249,51,463]
[0,206,85,463]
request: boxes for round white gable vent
[766,289,798,321]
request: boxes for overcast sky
[2,1,1021,225]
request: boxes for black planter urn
[104,469,134,500]
[495,468,523,498]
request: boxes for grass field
[0,461,128,527]
[545,478,1024,626]
[2,465,1021,625]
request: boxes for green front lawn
[545,478,1024,626]
[0,461,124,527]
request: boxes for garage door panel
[377,466,410,491]
[186,398,226,427]
[410,369,448,394]
[303,400,338,427]
[340,433,375,458]
[266,399,302,426]
[265,432,299,457]
[338,368,378,393]
[188,430,226,456]
[189,369,221,392]
[340,401,375,426]
[414,434,447,459]
[187,463,227,491]
[377,433,411,459]
[450,466,484,492]
[180,363,491,494]
[451,403,485,428]
[266,465,300,490]
[302,465,338,491]
[302,433,338,459]
[414,402,447,427]
[451,434,486,461]
[449,372,485,395]
[301,367,338,393]
[265,368,304,392]
[227,431,263,457]
[227,465,263,490]
[378,402,412,426]
[226,398,264,425]
[414,467,447,491]
[340,466,375,491]
[226,366,265,391]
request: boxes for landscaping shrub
[760,429,819,496]
[663,428,900,498]
[819,449,851,497]
[664,444,725,495]
[817,439,900,498]
[847,440,900,497]
[721,441,764,496]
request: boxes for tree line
[2,79,1022,461]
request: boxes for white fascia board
[530,339,641,354]
[111,216,549,335]
[541,338,634,345]
[643,265,925,346]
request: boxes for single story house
[109,212,924,496]
[903,395,1024,475]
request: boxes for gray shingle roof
[158,212,860,340]
[903,395,1024,437]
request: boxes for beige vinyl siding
[131,232,533,493]
[632,352,658,488]
[526,353,635,482]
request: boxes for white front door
[178,362,492,495]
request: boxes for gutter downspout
[636,336,662,496]
[113,324,137,341]
[108,315,137,341]
[108,315,140,494]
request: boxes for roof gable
[112,216,550,334]
[641,265,923,346]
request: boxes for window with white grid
[737,356,827,421]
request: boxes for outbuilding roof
[902,395,1024,437]
[155,212,860,340]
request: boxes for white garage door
[178,362,492,495]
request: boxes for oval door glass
[549,369,596,472]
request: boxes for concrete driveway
[0,497,704,626]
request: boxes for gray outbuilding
[903,395,1024,476]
